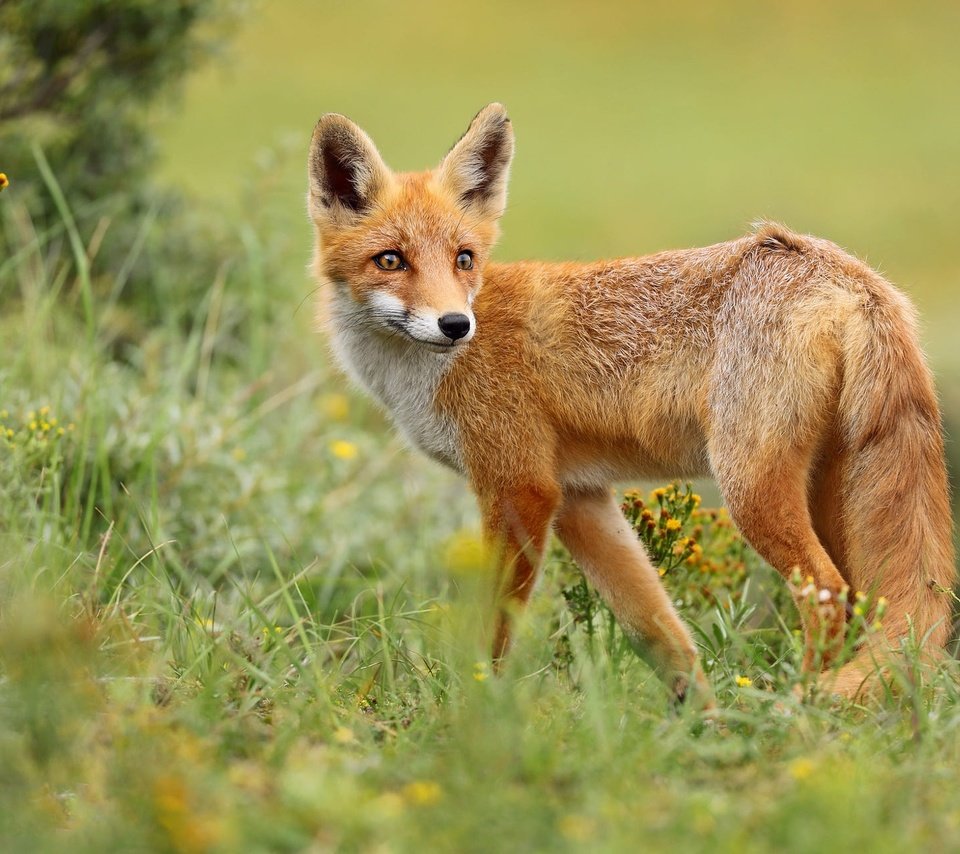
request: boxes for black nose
[438,312,471,341]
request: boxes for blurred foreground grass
[2,1,960,851]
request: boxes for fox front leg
[477,482,561,663]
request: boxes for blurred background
[2,3,960,848]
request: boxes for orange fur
[307,104,955,704]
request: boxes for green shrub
[0,0,243,327]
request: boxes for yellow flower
[333,726,355,745]
[472,662,489,682]
[788,758,815,780]
[651,487,666,499]
[665,518,682,532]
[735,675,752,688]
[321,392,350,421]
[443,529,490,575]
[690,493,702,508]
[403,781,442,805]
[559,814,596,841]
[374,792,405,817]
[0,173,8,191]
[329,439,358,460]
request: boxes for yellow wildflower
[403,781,442,805]
[443,529,490,575]
[374,792,405,817]
[329,439,358,460]
[665,518,682,532]
[472,662,489,682]
[651,487,666,499]
[0,173,8,191]
[321,392,350,421]
[559,814,596,841]
[333,726,355,745]
[788,758,815,780]
[735,675,752,688]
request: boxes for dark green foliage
[0,0,240,327]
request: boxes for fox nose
[438,312,472,341]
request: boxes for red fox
[307,103,955,703]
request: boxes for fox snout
[368,291,475,349]
[437,312,472,341]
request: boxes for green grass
[3,2,960,851]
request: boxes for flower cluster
[2,406,75,451]
[788,568,889,651]
[620,483,749,610]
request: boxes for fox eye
[373,251,405,271]
[456,250,474,271]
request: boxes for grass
[3,2,960,851]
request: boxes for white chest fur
[328,298,464,472]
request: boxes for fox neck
[328,289,465,471]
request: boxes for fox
[306,103,955,703]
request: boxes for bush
[0,0,242,327]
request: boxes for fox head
[307,103,514,350]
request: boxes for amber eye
[456,250,474,271]
[373,251,405,271]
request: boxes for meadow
[2,1,960,851]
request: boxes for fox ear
[438,103,514,218]
[308,114,390,223]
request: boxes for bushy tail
[838,279,955,656]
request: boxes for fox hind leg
[554,488,712,706]
[710,441,849,675]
